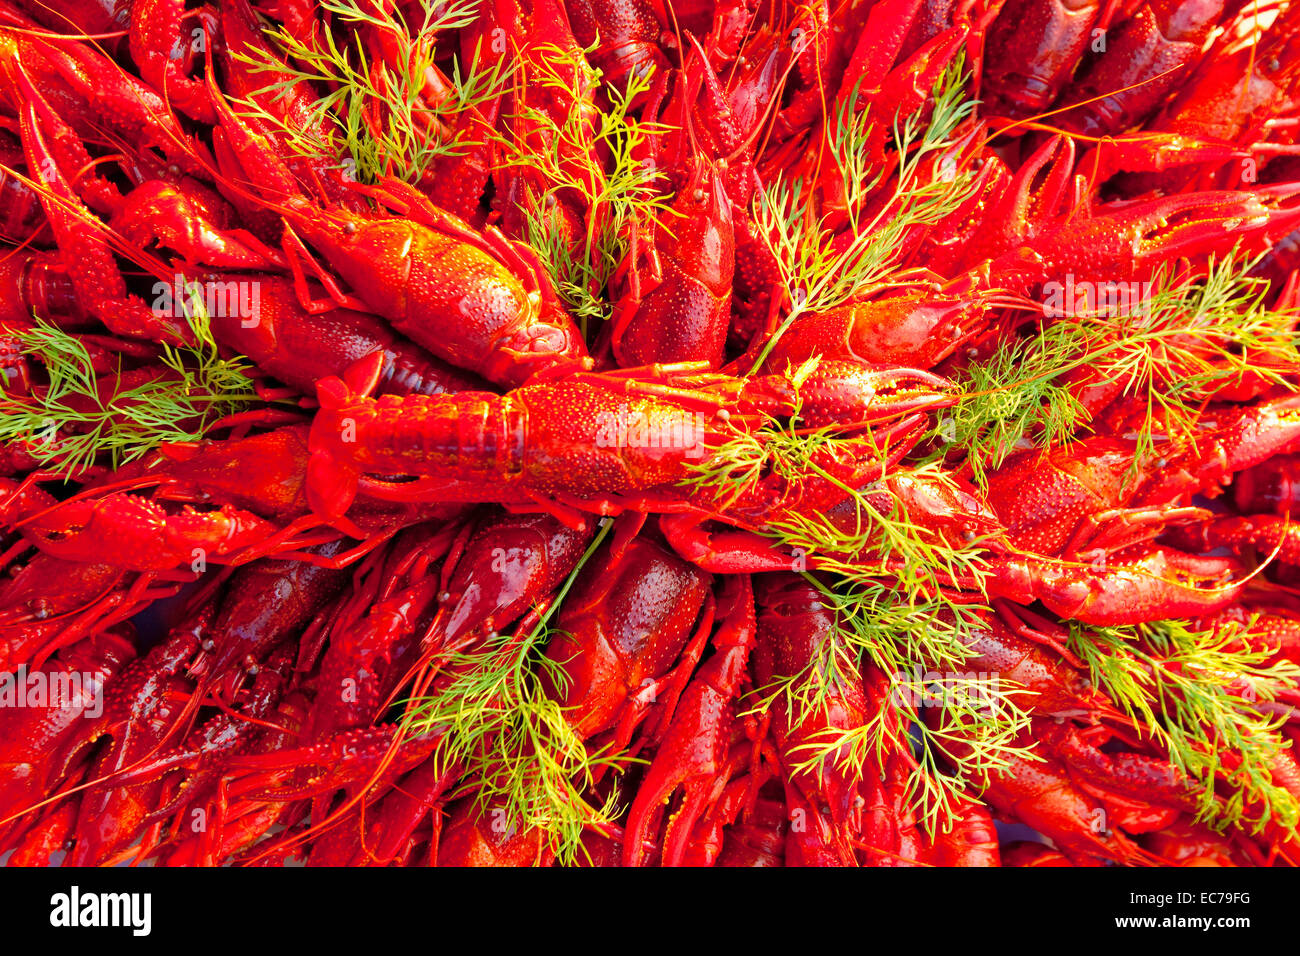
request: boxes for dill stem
[522,516,613,644]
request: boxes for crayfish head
[836,284,988,369]
[809,362,957,431]
[759,281,990,371]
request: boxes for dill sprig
[945,251,1300,486]
[0,302,257,477]
[765,458,993,598]
[1068,617,1300,833]
[753,580,1034,835]
[234,0,510,184]
[679,361,862,512]
[684,366,1024,832]
[403,518,621,864]
[748,56,977,373]
[496,46,670,333]
[684,381,990,600]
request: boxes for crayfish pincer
[304,352,957,527]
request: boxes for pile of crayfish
[3,0,1300,867]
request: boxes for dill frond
[0,300,257,477]
[685,399,991,600]
[786,685,1034,836]
[501,51,671,333]
[947,251,1300,486]
[684,370,1022,832]
[234,0,510,184]
[402,518,621,864]
[748,56,978,373]
[751,579,1033,835]
[1069,617,1300,833]
[679,378,864,513]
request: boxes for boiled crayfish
[0,0,1298,870]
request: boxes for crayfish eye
[343,220,357,235]
[693,187,706,202]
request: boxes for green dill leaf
[748,55,978,373]
[945,251,1300,486]
[500,47,672,334]
[1068,617,1300,833]
[684,372,1024,833]
[749,578,1034,835]
[232,0,511,185]
[0,299,258,476]
[402,517,622,864]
